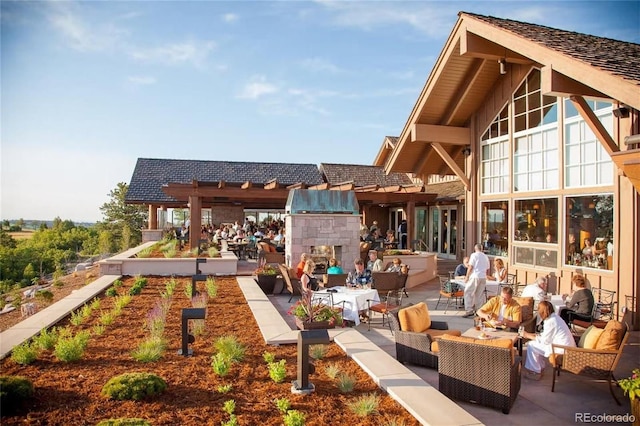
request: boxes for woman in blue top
[327,258,344,274]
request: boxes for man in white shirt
[462,243,490,318]
[521,276,548,302]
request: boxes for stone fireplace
[285,189,361,274]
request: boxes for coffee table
[463,326,522,355]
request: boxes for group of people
[360,219,408,250]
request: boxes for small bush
[324,363,341,379]
[101,372,167,401]
[208,246,219,258]
[211,353,231,377]
[131,338,166,362]
[105,287,118,297]
[35,289,53,304]
[96,419,151,426]
[99,311,116,326]
[348,393,380,417]
[10,342,38,365]
[223,399,236,415]
[69,310,84,326]
[309,344,327,360]
[54,331,90,362]
[92,324,106,336]
[0,376,34,413]
[274,397,291,413]
[32,327,59,351]
[216,384,232,394]
[283,410,306,426]
[136,247,153,258]
[113,295,132,310]
[81,304,92,319]
[262,351,276,364]
[53,279,64,288]
[337,373,356,393]
[112,279,123,288]
[205,277,218,298]
[214,336,246,363]
[221,415,238,426]
[268,360,287,383]
[90,298,101,310]
[381,416,407,426]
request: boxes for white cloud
[222,13,238,23]
[236,76,279,99]
[300,57,345,74]
[129,40,217,67]
[127,75,157,85]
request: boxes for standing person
[454,256,469,278]
[367,250,383,272]
[462,243,490,318]
[521,301,576,380]
[398,220,408,249]
[560,274,594,325]
[296,253,308,279]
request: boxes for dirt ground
[1,275,419,425]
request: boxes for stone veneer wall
[209,206,245,226]
[285,214,361,272]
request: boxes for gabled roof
[319,162,413,187]
[126,158,324,204]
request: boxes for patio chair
[438,335,521,414]
[324,273,348,288]
[551,320,629,405]
[435,275,464,314]
[278,264,302,303]
[367,272,404,332]
[571,288,616,331]
[387,302,462,369]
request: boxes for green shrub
[131,338,166,362]
[81,303,92,319]
[114,295,132,310]
[208,246,219,258]
[99,311,116,326]
[337,373,355,393]
[274,397,291,413]
[223,399,236,415]
[105,287,118,297]
[32,327,59,351]
[211,353,231,377]
[35,289,53,304]
[205,277,218,298]
[283,410,306,426]
[54,331,90,362]
[101,372,167,400]
[214,336,246,363]
[262,351,276,364]
[53,279,64,288]
[10,342,38,365]
[69,310,84,326]
[136,246,153,258]
[92,324,106,336]
[112,279,123,288]
[324,363,341,380]
[96,419,151,426]
[309,344,327,360]
[0,376,34,413]
[221,415,238,426]
[216,384,232,394]
[90,298,101,310]
[268,360,287,383]
[347,393,380,417]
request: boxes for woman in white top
[521,301,576,380]
[492,258,508,283]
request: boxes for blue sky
[2,1,638,223]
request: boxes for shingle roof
[126,158,324,203]
[319,163,413,187]
[424,180,466,202]
[464,12,640,86]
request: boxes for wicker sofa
[438,335,522,414]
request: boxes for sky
[1,1,639,223]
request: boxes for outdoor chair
[438,335,522,414]
[551,320,629,405]
[278,264,302,303]
[367,272,405,332]
[387,302,462,369]
[571,288,616,331]
[435,274,464,313]
[324,273,348,288]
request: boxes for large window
[512,198,559,268]
[514,71,557,132]
[480,201,509,256]
[565,195,613,270]
[564,99,614,187]
[480,105,509,194]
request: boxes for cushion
[429,331,464,352]
[578,325,605,349]
[439,334,515,364]
[594,320,625,350]
[398,302,431,333]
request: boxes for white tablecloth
[550,295,566,313]
[313,286,379,325]
[454,279,501,297]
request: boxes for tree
[97,182,147,252]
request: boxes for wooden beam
[218,180,225,189]
[286,182,306,190]
[378,185,401,193]
[330,182,355,190]
[570,96,619,155]
[541,66,610,100]
[442,58,485,125]
[241,181,252,189]
[264,179,280,190]
[431,143,470,190]
[411,124,470,145]
[354,184,379,192]
[401,185,426,193]
[460,31,532,64]
[308,183,329,190]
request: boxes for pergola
[160,179,437,249]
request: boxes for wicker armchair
[387,305,459,369]
[438,337,522,414]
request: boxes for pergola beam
[411,124,470,145]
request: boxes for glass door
[429,205,458,259]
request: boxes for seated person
[384,230,397,248]
[476,286,522,330]
[300,260,320,292]
[520,301,575,380]
[366,250,383,272]
[346,258,373,288]
[560,273,594,325]
[454,256,469,279]
[386,257,402,273]
[326,258,343,274]
[521,276,548,302]
[296,253,308,279]
[491,258,508,283]
[400,264,409,275]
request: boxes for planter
[631,397,640,426]
[294,317,335,330]
[256,274,277,294]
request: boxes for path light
[178,307,206,357]
[191,258,208,295]
[291,329,330,395]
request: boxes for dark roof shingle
[319,163,413,187]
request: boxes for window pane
[481,201,509,257]
[565,195,613,270]
[528,92,541,110]
[565,99,579,117]
[515,114,526,132]
[542,104,557,124]
[529,111,541,128]
[515,247,535,265]
[514,97,526,115]
[566,165,579,187]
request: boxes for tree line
[0,183,146,293]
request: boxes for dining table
[462,325,523,355]
[312,286,379,326]
[453,279,501,298]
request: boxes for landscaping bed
[1,276,419,425]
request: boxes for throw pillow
[581,326,605,349]
[595,320,625,350]
[398,302,431,332]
